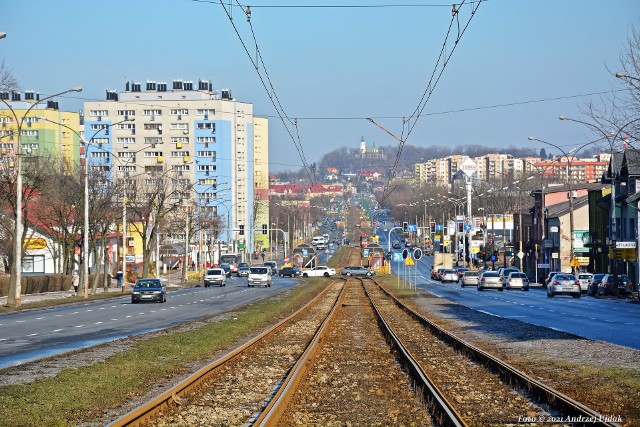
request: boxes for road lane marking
[27,333,38,336]
[94,321,103,325]
[75,325,84,328]
[52,329,63,332]
[36,317,45,320]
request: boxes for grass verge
[0,282,327,427]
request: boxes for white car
[203,268,226,287]
[248,266,272,287]
[302,266,336,277]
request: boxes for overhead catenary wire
[216,0,316,184]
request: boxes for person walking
[116,270,123,288]
[72,271,79,294]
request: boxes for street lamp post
[1,87,82,307]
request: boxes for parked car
[547,273,581,298]
[499,267,520,287]
[279,266,302,278]
[598,274,634,296]
[203,268,226,287]
[341,266,375,277]
[440,269,458,283]
[577,272,593,293]
[505,272,529,291]
[431,268,444,281]
[263,261,278,275]
[131,278,166,303]
[460,271,479,287]
[544,271,561,288]
[587,273,606,296]
[478,271,503,291]
[236,262,250,277]
[219,263,232,277]
[302,265,337,277]
[248,266,272,287]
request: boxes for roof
[545,195,589,218]
[621,149,640,177]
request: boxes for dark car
[598,274,634,296]
[219,263,231,277]
[131,278,166,304]
[588,273,606,296]
[263,261,278,275]
[392,241,402,249]
[279,266,302,278]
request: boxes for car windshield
[207,269,223,275]
[251,267,268,274]
[511,273,526,278]
[483,272,499,277]
[135,281,160,288]
[464,272,479,276]
[578,274,592,279]
[555,274,575,281]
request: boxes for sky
[1,0,639,172]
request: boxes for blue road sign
[490,254,497,262]
[393,252,403,262]
[464,224,473,231]
[302,249,308,257]
[435,224,443,231]
[407,224,417,232]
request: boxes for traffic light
[262,224,267,235]
[430,221,436,232]
[239,225,245,235]
[458,222,464,233]
[402,221,408,233]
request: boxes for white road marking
[52,329,63,332]
[75,325,84,328]
[94,321,103,325]
[27,333,38,336]
[36,317,45,320]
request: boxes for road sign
[576,256,590,265]
[570,257,580,267]
[490,254,497,262]
[413,248,422,260]
[284,256,290,263]
[402,249,409,260]
[537,263,550,269]
[517,251,524,259]
[363,249,369,257]
[392,252,403,262]
[407,224,417,232]
[404,256,415,266]
[464,224,473,231]
[460,158,477,177]
[552,252,559,259]
[302,249,308,256]
[616,241,637,249]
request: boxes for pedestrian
[72,271,79,293]
[116,270,123,288]
[261,250,265,262]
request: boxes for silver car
[577,273,593,293]
[341,266,375,277]
[547,273,581,298]
[440,269,458,283]
[505,272,529,291]
[460,271,479,287]
[478,271,503,291]
[203,268,226,287]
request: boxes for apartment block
[84,79,263,250]
[0,90,82,170]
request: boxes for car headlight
[153,291,162,294]
[132,291,140,295]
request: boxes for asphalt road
[377,228,640,350]
[0,275,301,369]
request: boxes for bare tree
[0,60,18,92]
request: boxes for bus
[219,253,240,273]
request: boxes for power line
[192,1,469,8]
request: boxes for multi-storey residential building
[533,157,608,184]
[84,79,264,258]
[253,117,270,251]
[0,91,82,170]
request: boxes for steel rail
[253,278,348,426]
[372,279,622,427]
[362,279,467,427]
[107,281,342,427]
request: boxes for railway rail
[109,247,619,426]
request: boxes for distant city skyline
[2,0,638,171]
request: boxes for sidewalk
[0,272,185,306]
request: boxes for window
[143,109,162,116]
[144,151,162,158]
[197,165,216,172]
[90,124,109,131]
[197,123,215,131]
[197,136,216,143]
[0,117,14,124]
[199,192,215,199]
[144,137,161,144]
[144,123,162,130]
[21,130,38,137]
[117,165,136,172]
[171,137,189,143]
[117,137,136,145]
[169,123,188,130]
[174,165,190,172]
[117,110,135,117]
[198,178,216,186]
[0,142,14,149]
[90,151,110,158]
[89,110,108,117]
[171,151,189,157]
[197,151,216,159]
[170,109,188,115]
[196,109,215,116]
[22,255,45,273]
[117,123,135,130]
[92,137,109,145]
[22,143,38,151]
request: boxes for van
[312,236,325,248]
[248,266,272,288]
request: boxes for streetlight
[559,115,640,294]
[0,32,6,40]
[1,86,82,307]
[615,72,640,90]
